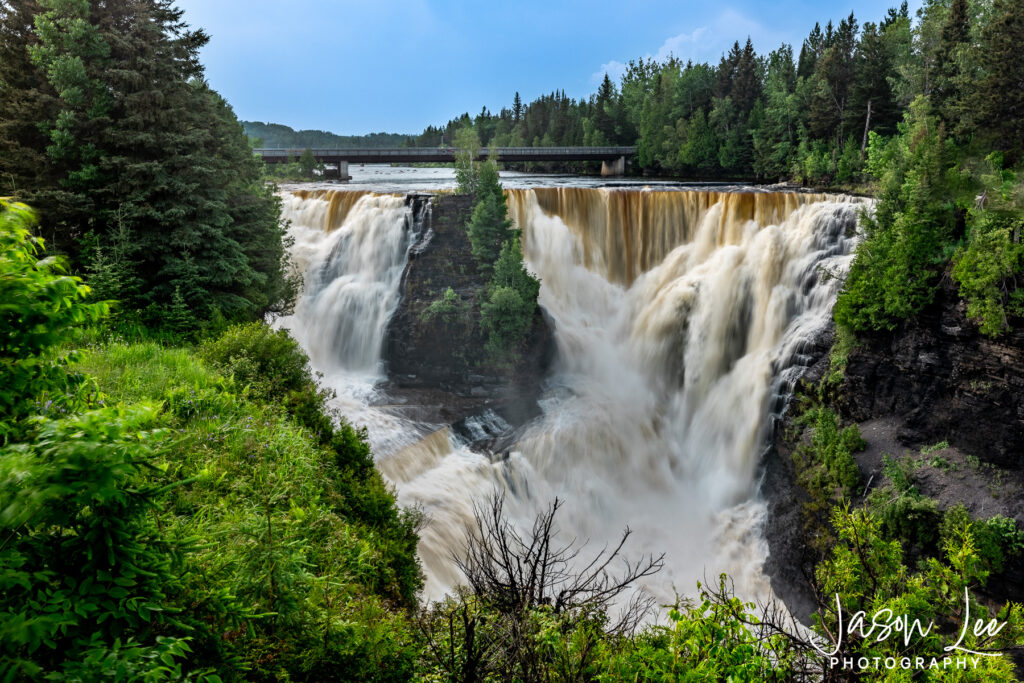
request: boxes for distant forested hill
[243,121,410,148]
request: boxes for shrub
[794,406,865,497]
[420,287,468,324]
[481,286,533,357]
[0,201,107,437]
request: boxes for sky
[174,0,923,136]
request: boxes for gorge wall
[839,278,1024,468]
[383,193,555,438]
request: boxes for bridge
[255,146,636,178]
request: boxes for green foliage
[794,406,865,497]
[941,506,1024,575]
[481,286,533,359]
[466,191,513,271]
[420,286,468,324]
[814,506,1024,681]
[0,401,209,680]
[75,337,423,678]
[453,126,482,195]
[825,323,856,386]
[882,453,916,494]
[297,147,321,178]
[1,2,291,323]
[835,98,956,331]
[0,201,106,438]
[198,322,374,477]
[602,575,802,681]
[952,159,1024,335]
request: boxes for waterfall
[278,186,866,605]
[279,192,413,378]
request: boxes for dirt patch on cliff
[855,420,1024,525]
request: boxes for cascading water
[278,184,866,605]
[280,192,411,377]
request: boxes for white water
[277,185,864,606]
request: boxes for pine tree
[591,74,618,144]
[732,38,762,115]
[797,23,823,80]
[0,1,55,216]
[930,0,970,128]
[715,41,742,98]
[848,21,900,155]
[1,0,289,320]
[972,0,1024,161]
[808,12,858,145]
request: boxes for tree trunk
[861,98,873,158]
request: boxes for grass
[69,337,423,678]
[77,342,220,403]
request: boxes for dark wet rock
[838,278,1024,467]
[761,277,1024,626]
[382,193,555,446]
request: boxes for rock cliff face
[762,277,1024,623]
[839,279,1024,467]
[382,194,554,444]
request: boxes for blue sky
[175,0,922,135]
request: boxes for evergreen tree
[732,38,762,115]
[807,12,858,145]
[714,41,742,98]
[466,193,513,272]
[1,0,289,320]
[590,74,618,145]
[797,23,823,80]
[848,21,900,155]
[973,0,1024,161]
[930,0,970,128]
[0,1,56,220]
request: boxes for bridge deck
[255,146,635,164]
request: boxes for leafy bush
[481,286,534,358]
[953,210,1024,336]
[941,506,1024,574]
[199,322,374,475]
[0,201,107,437]
[420,286,468,324]
[814,506,1024,680]
[794,406,865,497]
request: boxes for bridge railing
[254,147,635,158]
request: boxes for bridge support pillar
[324,161,351,181]
[601,155,626,177]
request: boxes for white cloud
[592,60,629,84]
[591,7,788,86]
[590,26,710,85]
[653,26,710,62]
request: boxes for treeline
[0,0,290,331]
[242,121,409,150]
[408,0,1022,183]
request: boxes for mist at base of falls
[277,182,866,606]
